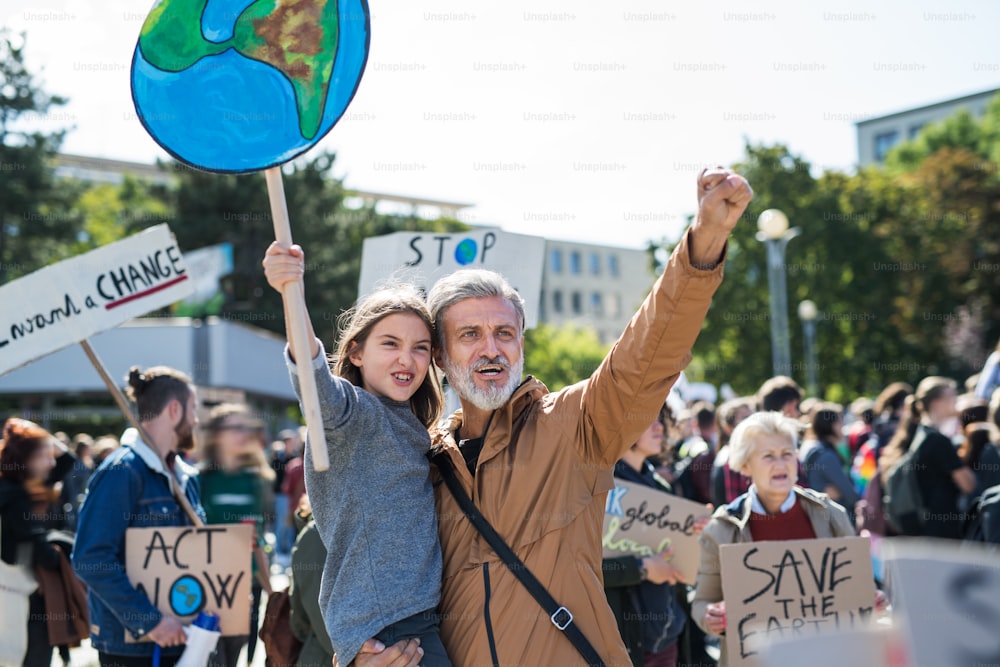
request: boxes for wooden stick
[264,167,330,472]
[79,339,205,527]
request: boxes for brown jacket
[429,230,724,667]
[35,545,89,648]
[691,486,856,667]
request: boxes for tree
[523,324,608,392]
[0,29,83,282]
[675,119,1000,400]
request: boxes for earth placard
[131,0,370,173]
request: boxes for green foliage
[683,103,1000,398]
[0,29,84,282]
[523,324,608,392]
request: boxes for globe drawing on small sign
[130,0,371,173]
[170,574,205,616]
[454,239,478,265]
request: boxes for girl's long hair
[331,284,443,428]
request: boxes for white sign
[884,538,1000,667]
[0,224,194,375]
[358,229,546,328]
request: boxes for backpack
[883,428,928,536]
[964,484,1000,545]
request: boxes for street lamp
[798,299,819,397]
[757,209,800,377]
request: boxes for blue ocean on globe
[170,574,205,616]
[130,0,370,173]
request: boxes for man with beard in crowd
[74,365,205,667]
[351,167,752,667]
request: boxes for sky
[4,0,999,249]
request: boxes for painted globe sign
[131,0,370,173]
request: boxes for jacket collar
[720,485,827,529]
[121,427,168,476]
[431,376,547,461]
[120,427,197,492]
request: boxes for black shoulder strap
[431,451,609,667]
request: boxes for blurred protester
[289,495,335,667]
[710,398,755,507]
[60,434,94,533]
[199,403,274,667]
[957,395,989,433]
[271,428,301,557]
[73,366,204,667]
[1,418,71,667]
[872,382,912,448]
[975,338,1000,400]
[958,422,1000,511]
[692,412,857,666]
[846,397,875,459]
[604,415,694,667]
[281,427,307,558]
[800,403,860,518]
[90,436,120,467]
[675,402,717,503]
[757,376,802,418]
[852,382,913,496]
[798,397,820,421]
[878,377,976,539]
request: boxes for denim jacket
[72,429,205,656]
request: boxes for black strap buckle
[551,606,573,630]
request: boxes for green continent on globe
[138,0,340,141]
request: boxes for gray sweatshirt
[286,342,442,667]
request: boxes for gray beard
[441,353,523,412]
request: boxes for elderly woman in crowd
[691,411,856,666]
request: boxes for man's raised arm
[571,168,753,467]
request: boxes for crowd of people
[2,168,998,667]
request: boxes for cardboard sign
[357,229,546,328]
[602,479,710,584]
[125,524,254,637]
[884,538,1000,667]
[720,536,876,667]
[0,224,193,376]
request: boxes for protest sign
[884,538,1000,667]
[0,224,192,376]
[358,229,546,328]
[720,536,876,667]
[602,479,710,583]
[125,524,254,637]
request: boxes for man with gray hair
[353,168,752,667]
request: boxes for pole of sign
[264,167,329,472]
[79,339,204,526]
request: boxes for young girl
[263,242,451,667]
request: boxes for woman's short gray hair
[426,269,526,345]
[728,411,801,471]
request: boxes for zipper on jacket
[482,562,500,667]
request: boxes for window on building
[571,291,582,315]
[590,292,603,317]
[570,251,582,275]
[908,123,924,140]
[873,130,900,162]
[608,254,620,278]
[589,253,601,276]
[552,290,563,314]
[550,249,563,274]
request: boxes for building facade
[856,87,1000,166]
[539,240,653,345]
